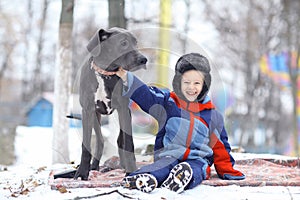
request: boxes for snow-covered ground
[0,126,299,200]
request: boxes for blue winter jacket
[123,72,245,180]
[123,72,213,161]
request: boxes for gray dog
[74,27,147,180]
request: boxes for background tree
[31,0,49,98]
[21,0,34,101]
[52,0,74,164]
[0,7,19,99]
[109,0,126,28]
[0,1,22,165]
[282,0,300,156]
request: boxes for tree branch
[69,189,136,200]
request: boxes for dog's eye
[120,40,129,47]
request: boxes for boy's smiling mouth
[184,90,199,101]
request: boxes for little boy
[116,53,245,193]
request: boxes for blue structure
[27,98,53,127]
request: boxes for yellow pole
[158,0,171,87]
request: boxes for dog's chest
[94,74,113,114]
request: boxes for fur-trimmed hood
[172,53,211,102]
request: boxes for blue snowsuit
[123,72,244,189]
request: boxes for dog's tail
[66,113,82,120]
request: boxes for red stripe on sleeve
[183,113,194,160]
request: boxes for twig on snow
[70,189,136,199]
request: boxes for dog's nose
[137,57,147,65]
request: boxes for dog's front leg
[90,111,104,170]
[74,108,94,180]
[116,101,137,174]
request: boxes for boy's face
[181,70,204,102]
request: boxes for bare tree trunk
[108,0,126,28]
[0,43,15,101]
[22,0,34,101]
[32,0,48,97]
[283,0,300,157]
[52,0,74,164]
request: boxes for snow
[0,126,300,200]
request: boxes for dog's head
[87,27,147,72]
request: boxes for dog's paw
[90,162,100,171]
[74,167,89,180]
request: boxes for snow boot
[161,162,193,193]
[122,173,158,193]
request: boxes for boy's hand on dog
[116,67,128,81]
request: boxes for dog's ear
[98,29,112,42]
[86,30,101,56]
[86,29,112,56]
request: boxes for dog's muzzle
[126,55,147,71]
[137,56,147,65]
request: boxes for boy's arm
[117,69,168,119]
[210,111,245,180]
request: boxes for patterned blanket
[49,158,300,190]
[203,158,300,186]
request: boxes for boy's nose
[187,84,195,89]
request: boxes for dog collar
[91,61,117,79]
